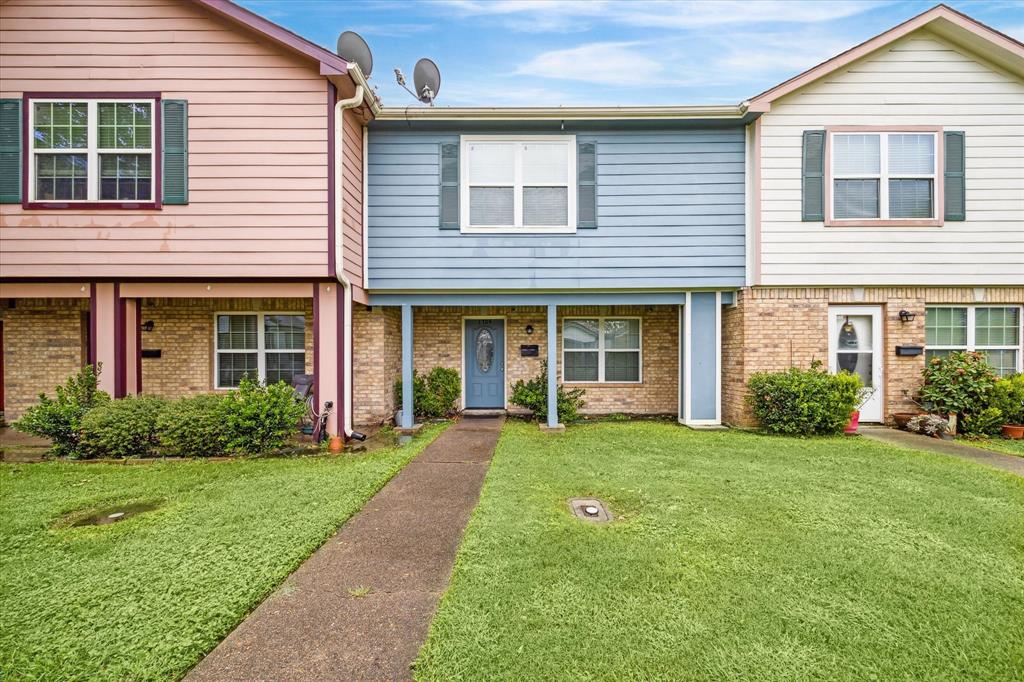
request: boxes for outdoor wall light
[898,310,917,323]
[140,320,155,332]
[525,324,534,335]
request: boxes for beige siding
[758,31,1024,286]
[0,0,331,278]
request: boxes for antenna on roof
[336,30,373,77]
[394,57,441,106]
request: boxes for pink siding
[0,0,334,279]
[341,108,365,299]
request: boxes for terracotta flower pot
[1001,424,1024,440]
[328,435,345,452]
[845,410,860,434]
[892,412,922,429]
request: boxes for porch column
[90,283,119,396]
[400,304,417,430]
[545,303,562,430]
[123,298,140,395]
[314,283,345,437]
[681,292,722,426]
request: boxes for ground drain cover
[569,498,612,523]
[69,501,161,527]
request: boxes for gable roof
[194,0,349,74]
[745,4,1024,112]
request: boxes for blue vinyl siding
[367,129,745,290]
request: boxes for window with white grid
[830,131,937,221]
[925,306,1022,378]
[563,317,641,383]
[215,313,306,389]
[461,135,576,232]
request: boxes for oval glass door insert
[476,328,494,373]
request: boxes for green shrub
[961,407,1004,438]
[13,364,109,458]
[919,351,998,418]
[509,361,586,423]
[746,363,861,436]
[157,394,228,457]
[80,395,168,459]
[989,374,1024,425]
[220,377,305,455]
[394,366,461,418]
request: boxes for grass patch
[966,437,1024,458]
[0,423,447,681]
[415,421,1024,681]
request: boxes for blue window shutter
[0,99,22,204]
[801,130,825,221]
[577,140,597,229]
[944,131,965,221]
[161,99,188,205]
[439,142,459,229]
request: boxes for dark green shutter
[439,141,459,229]
[0,99,22,204]
[577,140,597,229]
[801,130,825,221]
[161,99,188,204]
[944,131,965,221]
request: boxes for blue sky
[240,0,1024,106]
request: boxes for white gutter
[374,104,748,121]
[362,125,369,291]
[334,81,364,438]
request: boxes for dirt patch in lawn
[61,500,164,527]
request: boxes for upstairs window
[461,135,576,233]
[29,98,155,204]
[830,131,938,223]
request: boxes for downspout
[334,82,364,438]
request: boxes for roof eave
[374,104,748,122]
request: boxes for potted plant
[918,352,998,436]
[845,387,876,434]
[990,374,1024,439]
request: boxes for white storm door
[828,306,883,422]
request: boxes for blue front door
[465,319,505,409]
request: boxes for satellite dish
[337,31,373,77]
[412,58,441,104]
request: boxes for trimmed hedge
[80,395,168,459]
[156,394,228,458]
[395,366,461,419]
[746,364,861,436]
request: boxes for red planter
[845,410,861,434]
[1002,424,1024,440]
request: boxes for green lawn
[415,421,1024,681]
[968,437,1024,458]
[0,424,446,682]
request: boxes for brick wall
[352,304,401,425]
[139,298,313,398]
[352,305,679,424]
[1,298,88,420]
[721,286,1024,427]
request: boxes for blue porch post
[401,304,415,429]
[546,304,559,428]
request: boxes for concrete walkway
[188,416,504,681]
[860,426,1024,476]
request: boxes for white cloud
[514,41,698,86]
[436,0,884,31]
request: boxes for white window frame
[460,134,577,234]
[561,316,642,384]
[828,130,939,222]
[925,305,1023,376]
[28,98,156,203]
[213,312,306,389]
